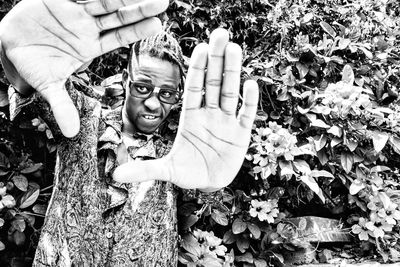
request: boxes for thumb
[113,158,171,184]
[40,82,80,138]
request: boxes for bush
[1,0,400,266]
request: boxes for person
[0,0,259,266]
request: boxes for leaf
[211,210,229,226]
[0,89,9,107]
[341,152,354,173]
[181,234,201,257]
[311,119,330,129]
[11,175,28,192]
[331,137,342,147]
[378,192,391,210]
[0,152,10,169]
[254,258,268,267]
[314,135,327,151]
[342,64,354,84]
[0,241,5,251]
[11,218,26,232]
[179,215,198,230]
[371,131,389,153]
[235,252,253,263]
[298,217,307,231]
[236,236,250,253]
[317,149,329,165]
[232,218,247,234]
[349,179,365,195]
[2,195,16,208]
[389,135,400,154]
[296,62,309,79]
[279,161,295,177]
[20,163,43,174]
[19,188,40,209]
[178,203,197,216]
[320,21,336,37]
[223,230,237,244]
[310,170,334,178]
[0,218,4,227]
[346,140,358,152]
[299,175,325,202]
[247,223,261,239]
[32,204,48,215]
[293,159,311,175]
[327,126,342,137]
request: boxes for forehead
[131,54,180,87]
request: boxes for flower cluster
[321,81,372,118]
[0,185,16,212]
[249,199,279,223]
[248,122,300,179]
[180,229,232,267]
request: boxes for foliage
[1,0,400,266]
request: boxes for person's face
[123,54,181,134]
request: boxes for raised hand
[113,29,259,192]
[0,0,168,137]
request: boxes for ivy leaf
[389,135,400,154]
[341,152,354,173]
[32,204,48,215]
[293,159,311,175]
[371,131,389,153]
[0,241,4,251]
[342,64,354,84]
[314,135,327,151]
[211,210,229,226]
[247,223,261,239]
[11,175,28,192]
[232,218,247,234]
[317,149,329,165]
[320,21,336,37]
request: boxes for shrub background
[1,0,400,266]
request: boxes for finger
[182,43,208,111]
[99,17,161,54]
[112,158,171,184]
[94,0,168,31]
[220,43,242,115]
[82,0,168,17]
[238,80,259,129]
[205,28,229,109]
[39,82,80,138]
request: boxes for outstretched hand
[113,29,259,191]
[0,0,168,137]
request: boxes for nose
[143,93,162,111]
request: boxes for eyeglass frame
[126,74,182,105]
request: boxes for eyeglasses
[128,78,181,105]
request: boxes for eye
[133,82,152,94]
[160,90,173,99]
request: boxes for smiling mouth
[142,115,159,120]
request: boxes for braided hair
[128,31,185,93]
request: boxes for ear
[122,69,129,88]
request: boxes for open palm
[0,0,168,137]
[114,29,259,191]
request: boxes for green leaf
[211,210,229,226]
[371,131,389,153]
[298,217,307,231]
[311,119,330,129]
[232,218,247,234]
[11,175,28,192]
[0,218,4,227]
[19,188,40,209]
[254,258,268,267]
[180,214,198,230]
[0,241,5,251]
[0,89,9,107]
[320,21,336,37]
[378,192,391,210]
[389,135,400,154]
[247,223,261,239]
[0,152,10,169]
[317,149,329,165]
[342,64,354,84]
[341,152,354,173]
[32,204,48,215]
